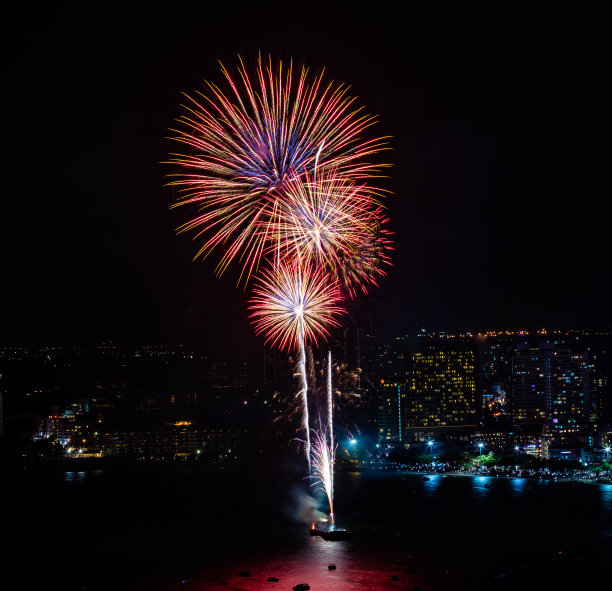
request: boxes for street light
[427,440,435,465]
[478,442,484,456]
[605,447,611,461]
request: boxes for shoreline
[13,458,612,486]
[402,469,612,486]
[341,464,612,486]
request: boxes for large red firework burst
[167,55,389,284]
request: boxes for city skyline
[4,327,610,438]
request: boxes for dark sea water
[6,462,612,591]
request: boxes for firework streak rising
[327,350,334,503]
[311,428,336,524]
[249,262,343,467]
[298,326,311,469]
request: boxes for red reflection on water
[161,534,451,591]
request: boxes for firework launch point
[309,521,352,540]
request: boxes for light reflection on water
[472,474,492,496]
[421,473,441,491]
[600,483,612,504]
[164,473,612,590]
[64,471,86,481]
[176,535,436,591]
[511,476,527,493]
[599,484,612,538]
[20,468,611,590]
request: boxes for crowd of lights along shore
[168,54,391,523]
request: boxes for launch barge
[310,522,352,540]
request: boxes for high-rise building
[376,334,411,445]
[405,347,478,428]
[361,330,378,383]
[377,379,404,444]
[585,335,612,421]
[377,334,411,381]
[511,344,552,424]
[481,340,513,389]
[510,343,589,426]
[375,336,478,444]
[550,348,590,424]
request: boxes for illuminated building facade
[471,429,512,451]
[593,369,611,420]
[481,340,512,386]
[510,344,552,424]
[510,343,589,426]
[550,348,590,424]
[34,406,83,445]
[376,334,412,444]
[377,379,404,444]
[405,348,478,429]
[99,422,248,460]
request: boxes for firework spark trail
[299,327,311,471]
[327,350,334,502]
[249,262,343,467]
[311,427,336,524]
[327,351,333,442]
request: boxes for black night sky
[2,4,610,344]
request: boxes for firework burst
[167,54,389,283]
[264,168,392,295]
[248,262,344,352]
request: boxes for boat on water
[310,521,352,540]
